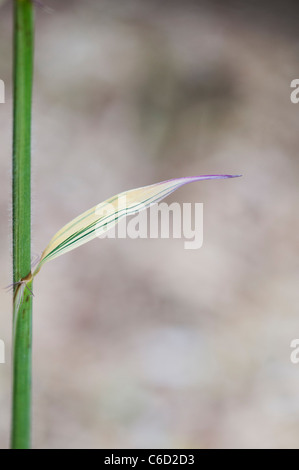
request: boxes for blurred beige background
[1,0,299,449]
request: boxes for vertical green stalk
[11,0,34,449]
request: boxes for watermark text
[290,339,299,364]
[0,79,4,103]
[290,79,299,103]
[0,339,5,364]
[95,199,203,250]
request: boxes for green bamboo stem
[11,0,34,449]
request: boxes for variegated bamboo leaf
[32,175,240,277]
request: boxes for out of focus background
[1,0,299,449]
